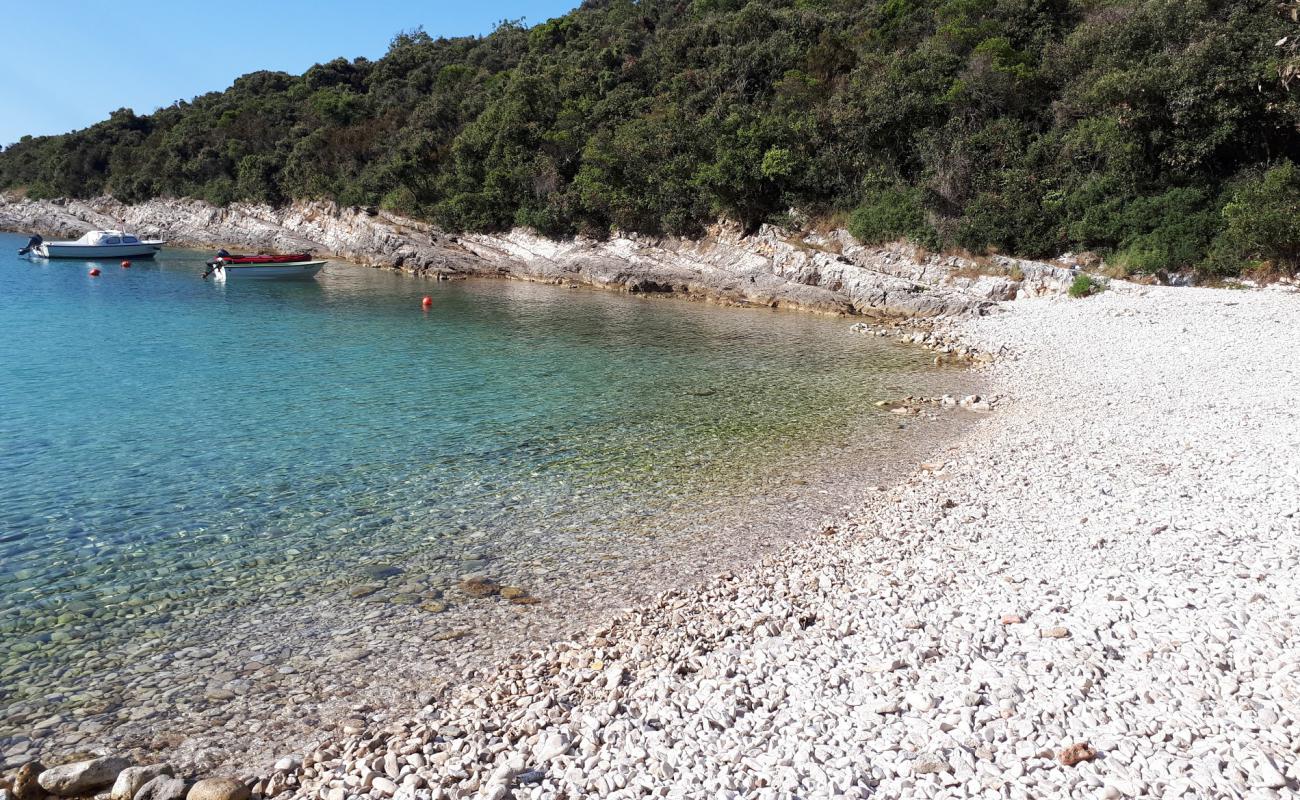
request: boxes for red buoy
[89,268,101,277]
[121,260,131,268]
[421,296,433,308]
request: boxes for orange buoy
[421,296,433,308]
[89,268,101,277]
[121,260,131,268]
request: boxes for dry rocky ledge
[0,195,1077,318]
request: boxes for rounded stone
[38,757,131,797]
[111,765,174,800]
[459,577,499,598]
[135,776,187,800]
[185,778,249,800]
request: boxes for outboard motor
[17,234,42,256]
[203,249,231,279]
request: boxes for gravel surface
[276,283,1299,798]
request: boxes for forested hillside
[2,0,1298,275]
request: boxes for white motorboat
[21,230,165,259]
[203,251,325,281]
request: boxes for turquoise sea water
[0,232,963,752]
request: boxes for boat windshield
[73,230,131,246]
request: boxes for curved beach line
[278,281,1300,799]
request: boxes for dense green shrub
[848,187,929,245]
[1068,273,1104,298]
[1107,189,1221,274]
[1,0,1298,276]
[1206,162,1300,274]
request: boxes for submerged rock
[330,647,370,664]
[362,565,403,580]
[459,577,500,598]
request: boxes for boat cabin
[72,230,143,246]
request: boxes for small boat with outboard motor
[18,230,165,259]
[203,250,326,280]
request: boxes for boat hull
[215,261,325,280]
[36,241,165,259]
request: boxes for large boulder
[111,766,173,800]
[184,778,249,800]
[37,757,131,797]
[134,776,187,800]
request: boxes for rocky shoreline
[8,281,1297,799]
[0,195,1078,319]
[5,195,1296,798]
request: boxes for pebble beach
[4,279,1298,800]
[0,250,972,776]
[282,281,1299,799]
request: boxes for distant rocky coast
[0,195,1078,318]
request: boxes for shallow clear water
[0,233,964,755]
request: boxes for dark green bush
[848,187,929,245]
[1206,162,1300,275]
[1107,189,1220,274]
[955,170,1061,257]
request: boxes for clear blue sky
[0,0,579,147]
